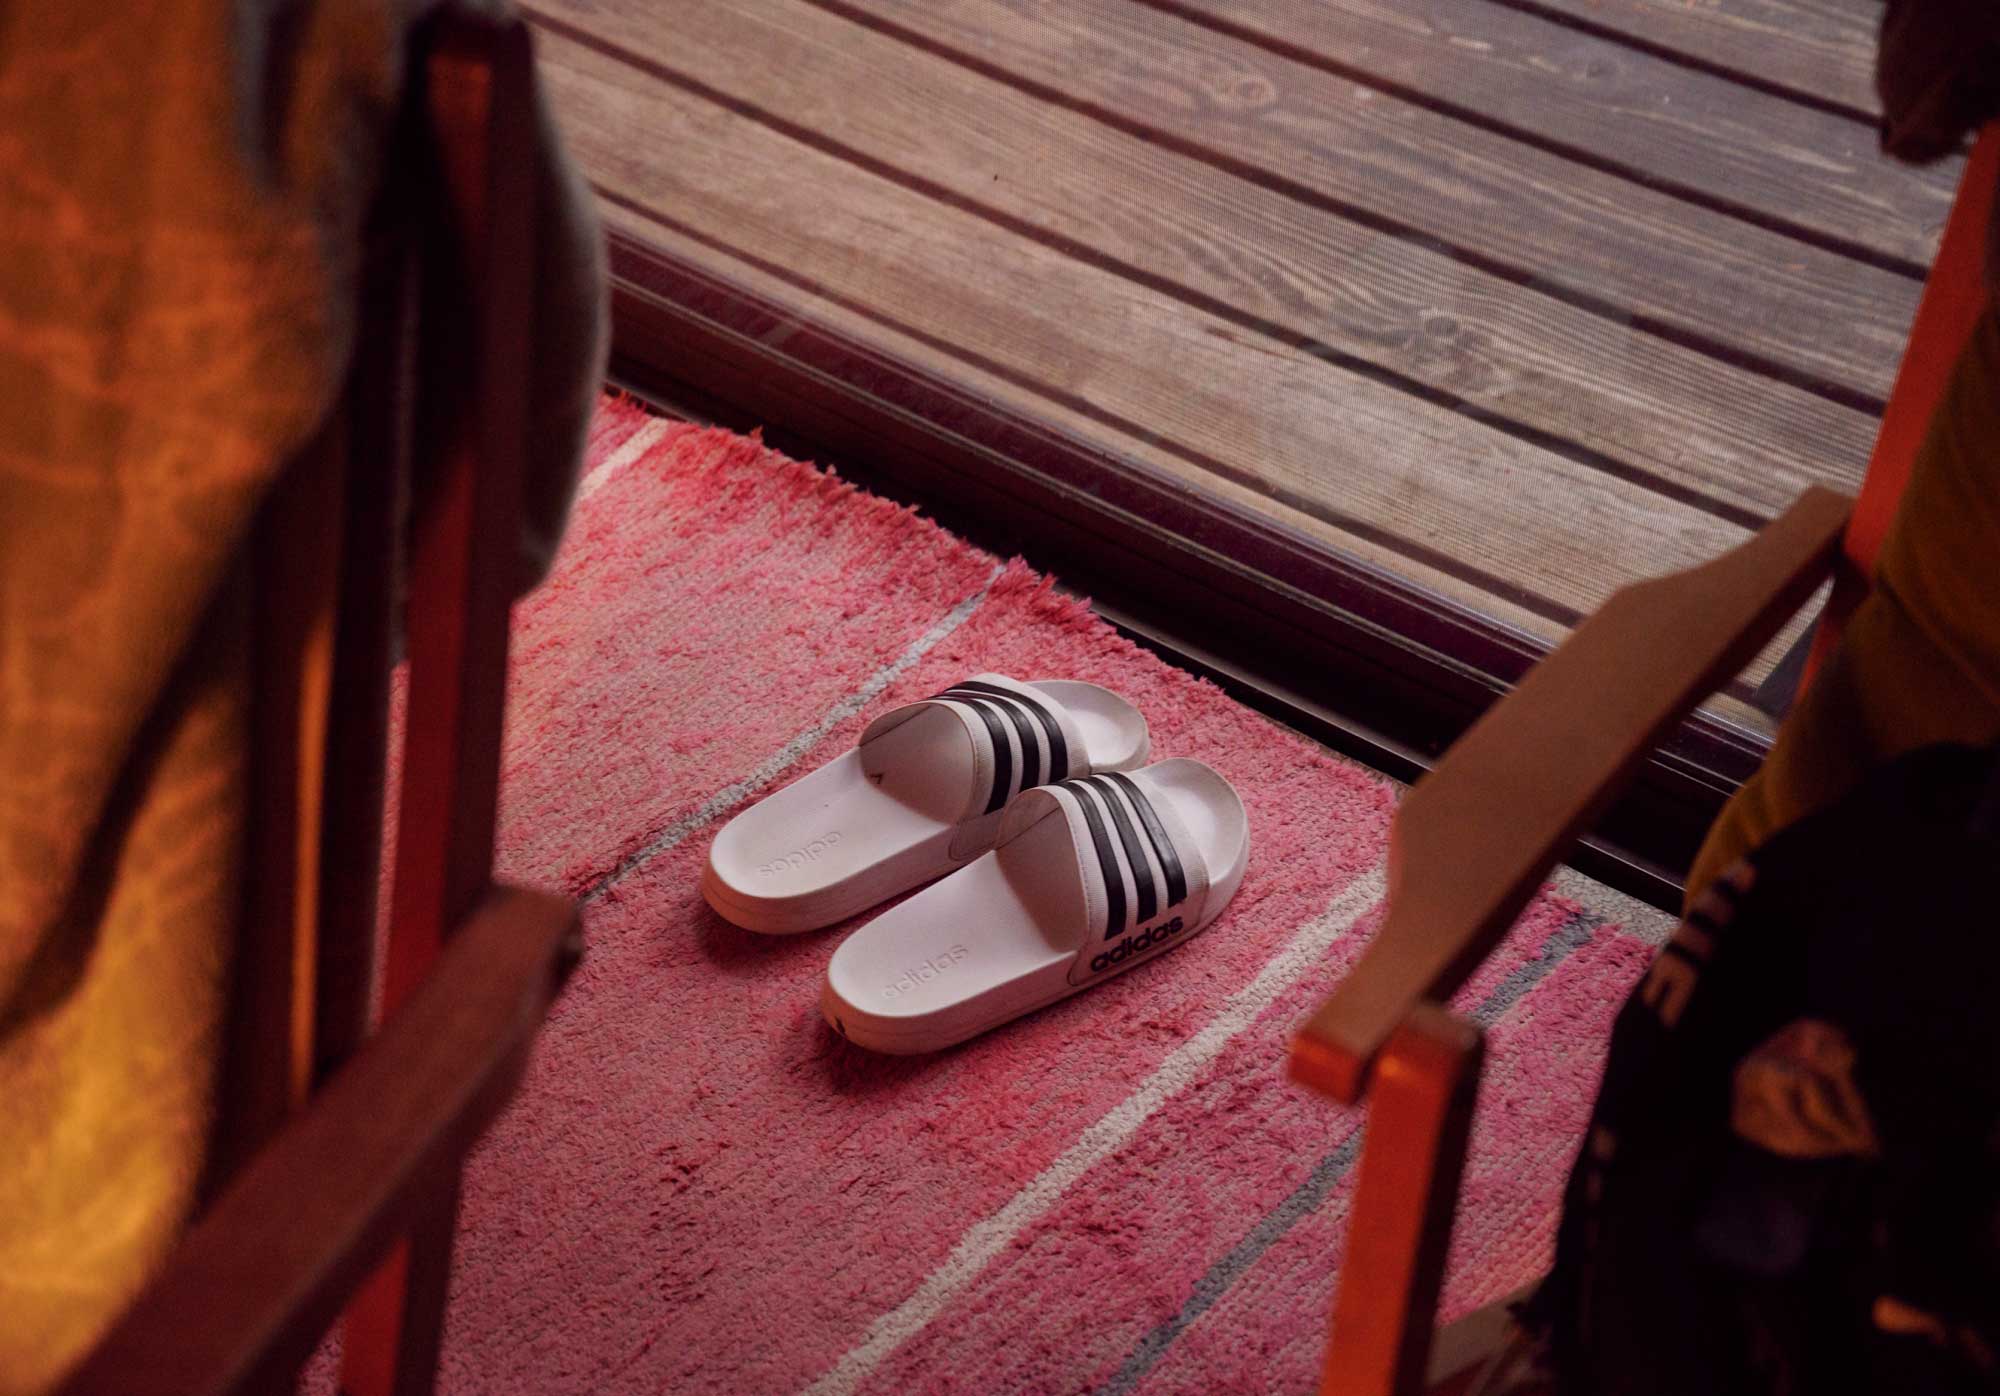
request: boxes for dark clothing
[1534,744,2000,1395]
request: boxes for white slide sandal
[702,675,1150,934]
[820,759,1249,1054]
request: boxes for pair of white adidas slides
[701,674,1251,1054]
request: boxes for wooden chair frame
[54,14,579,1396]
[1294,123,1999,1396]
[41,19,1993,1395]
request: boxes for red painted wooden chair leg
[1320,1006,1485,1396]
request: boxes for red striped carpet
[310,398,1668,1394]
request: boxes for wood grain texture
[55,887,581,1396]
[535,0,1875,525]
[1502,0,1881,117]
[539,32,1775,643]
[830,0,1918,405]
[1291,486,1848,1104]
[1156,0,1951,268]
[598,198,1807,743]
[595,199,1587,658]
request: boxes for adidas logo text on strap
[1089,916,1185,974]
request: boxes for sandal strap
[1003,771,1211,979]
[935,679,1075,793]
[859,674,1086,823]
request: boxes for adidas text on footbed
[821,759,1249,1053]
[702,675,1149,934]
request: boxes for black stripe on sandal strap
[1061,780,1126,940]
[1086,776,1157,926]
[954,679,1070,781]
[935,695,1013,814]
[943,687,1046,789]
[1104,771,1188,908]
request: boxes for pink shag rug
[320,398,1670,1394]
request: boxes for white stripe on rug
[577,417,671,503]
[581,563,1004,902]
[796,861,1390,1396]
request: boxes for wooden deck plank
[539,31,1781,655]
[1155,0,1950,268]
[590,191,1810,723]
[830,0,1919,406]
[588,203,1579,648]
[1501,0,1880,117]
[534,0,1874,526]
